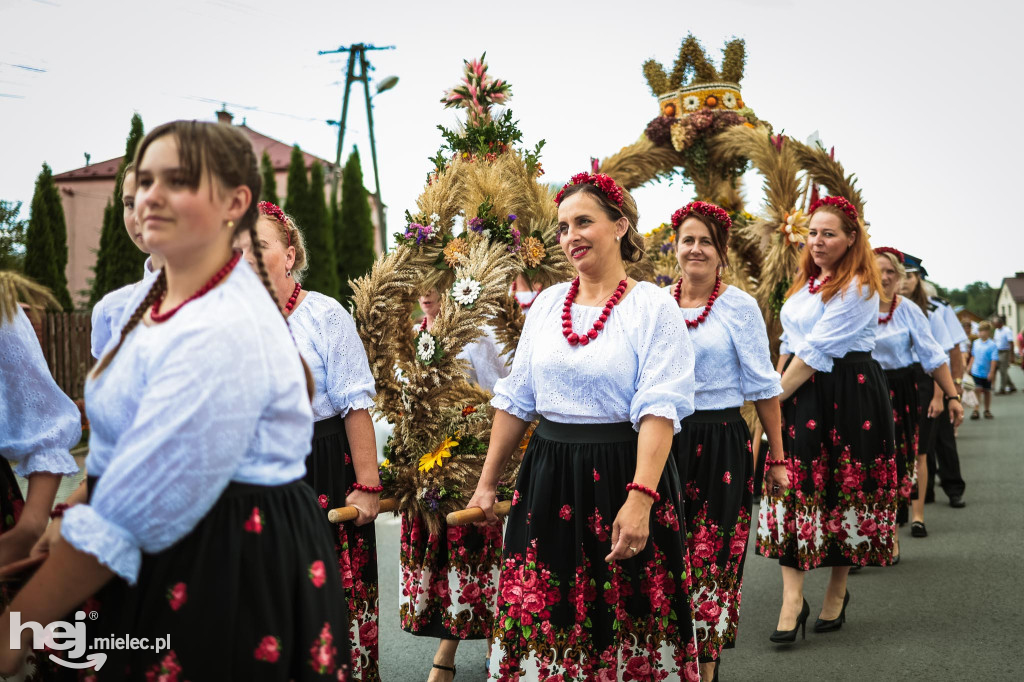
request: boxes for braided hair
[91,120,315,400]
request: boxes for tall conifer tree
[301,162,340,298]
[335,148,376,302]
[24,163,72,309]
[260,151,279,206]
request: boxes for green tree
[283,145,310,233]
[90,113,146,306]
[335,148,376,302]
[260,150,279,206]
[0,200,27,271]
[24,163,72,310]
[300,162,340,297]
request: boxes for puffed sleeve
[461,327,510,393]
[0,308,80,477]
[732,295,783,401]
[629,290,695,433]
[793,280,876,372]
[940,304,968,346]
[89,297,112,361]
[779,330,791,356]
[927,310,953,352]
[61,315,290,583]
[325,306,377,417]
[491,291,550,422]
[904,301,948,373]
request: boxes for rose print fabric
[883,366,922,523]
[307,416,380,680]
[674,409,754,662]
[757,354,898,569]
[72,478,350,680]
[400,513,503,640]
[489,420,699,681]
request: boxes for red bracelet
[50,503,70,519]
[625,482,661,503]
[766,459,787,467]
[349,482,383,494]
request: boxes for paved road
[374,364,1024,681]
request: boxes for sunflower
[418,436,460,472]
[442,237,470,267]
[521,236,546,269]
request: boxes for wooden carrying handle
[327,497,398,523]
[445,500,512,526]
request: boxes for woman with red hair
[757,196,897,644]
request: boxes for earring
[286,270,292,278]
[616,236,621,242]
[227,220,235,230]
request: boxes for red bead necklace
[807,274,831,294]
[418,317,429,332]
[284,282,302,315]
[673,276,721,329]
[511,280,539,310]
[562,277,627,346]
[879,294,898,324]
[150,250,241,323]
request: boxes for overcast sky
[2,0,1020,289]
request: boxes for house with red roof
[54,109,380,305]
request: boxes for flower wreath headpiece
[873,246,905,264]
[809,195,859,225]
[258,201,292,248]
[554,172,624,208]
[670,201,732,232]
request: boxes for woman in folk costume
[0,121,350,679]
[237,200,381,680]
[668,201,783,680]
[90,162,163,359]
[872,247,963,560]
[757,196,896,644]
[467,173,701,681]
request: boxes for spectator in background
[992,316,1017,394]
[966,322,999,419]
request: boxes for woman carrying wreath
[669,201,783,680]
[467,173,700,681]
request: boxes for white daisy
[723,92,737,109]
[417,332,436,363]
[452,278,482,307]
[684,95,701,111]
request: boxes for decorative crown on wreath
[642,34,747,119]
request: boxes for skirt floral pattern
[674,409,753,662]
[490,420,699,682]
[399,513,503,640]
[757,354,898,569]
[308,416,380,680]
[884,366,921,523]
[75,478,350,681]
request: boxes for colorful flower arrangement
[671,201,733,231]
[778,210,809,246]
[441,53,511,126]
[468,197,521,252]
[395,216,437,247]
[873,246,905,264]
[442,237,470,268]
[643,222,679,289]
[554,172,625,207]
[451,276,483,307]
[809,195,860,224]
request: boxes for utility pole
[319,43,395,253]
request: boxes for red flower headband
[809,195,859,225]
[873,246,905,264]
[554,172,624,208]
[258,201,292,248]
[671,201,732,232]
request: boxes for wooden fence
[32,310,94,401]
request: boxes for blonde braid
[91,270,166,377]
[246,221,316,401]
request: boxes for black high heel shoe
[813,590,850,633]
[769,599,809,643]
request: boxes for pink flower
[593,469,600,482]
[862,420,872,430]
[358,620,379,648]
[254,635,281,663]
[167,582,187,611]
[798,521,814,541]
[244,507,264,534]
[806,419,817,430]
[857,373,866,384]
[309,560,327,588]
[684,661,701,682]
[722,471,732,484]
[460,582,481,603]
[318,494,329,509]
[730,536,747,556]
[697,599,723,623]
[696,444,703,457]
[860,518,878,537]
[559,505,573,521]
[624,655,653,679]
[511,489,521,506]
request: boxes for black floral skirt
[884,366,922,523]
[674,408,753,662]
[913,365,939,457]
[79,477,350,680]
[490,418,699,682]
[757,352,898,569]
[307,415,379,681]
[399,512,504,641]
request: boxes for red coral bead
[593,320,604,330]
[578,335,590,345]
[599,314,608,322]
[567,333,579,344]
[587,328,598,339]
